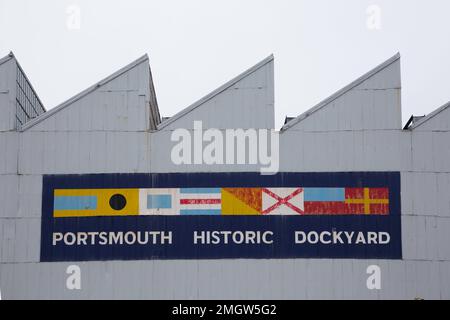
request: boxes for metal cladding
[1,52,450,299]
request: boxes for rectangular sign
[40,172,402,261]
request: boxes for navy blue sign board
[40,172,402,261]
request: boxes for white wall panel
[0,219,3,262]
[380,261,407,299]
[150,129,264,173]
[0,94,13,131]
[278,131,305,172]
[432,132,450,172]
[362,130,403,171]
[280,130,407,172]
[13,219,29,263]
[416,173,438,215]
[0,132,18,174]
[414,261,441,300]
[1,219,15,263]
[412,132,434,172]
[0,175,19,218]
[436,173,450,217]
[19,131,151,174]
[2,259,450,299]
[439,262,450,299]
[402,215,450,261]
[0,218,40,264]
[436,218,450,260]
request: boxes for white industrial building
[0,51,449,299]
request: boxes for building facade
[0,52,449,299]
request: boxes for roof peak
[157,54,274,130]
[21,54,149,131]
[281,53,401,131]
[409,101,450,130]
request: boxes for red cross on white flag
[262,188,304,215]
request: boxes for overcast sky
[1,0,449,128]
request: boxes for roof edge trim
[21,54,149,131]
[409,101,450,130]
[403,115,415,130]
[281,53,401,131]
[157,54,274,130]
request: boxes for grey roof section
[409,101,450,130]
[156,54,274,130]
[281,53,401,131]
[21,54,150,131]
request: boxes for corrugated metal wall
[0,54,449,299]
